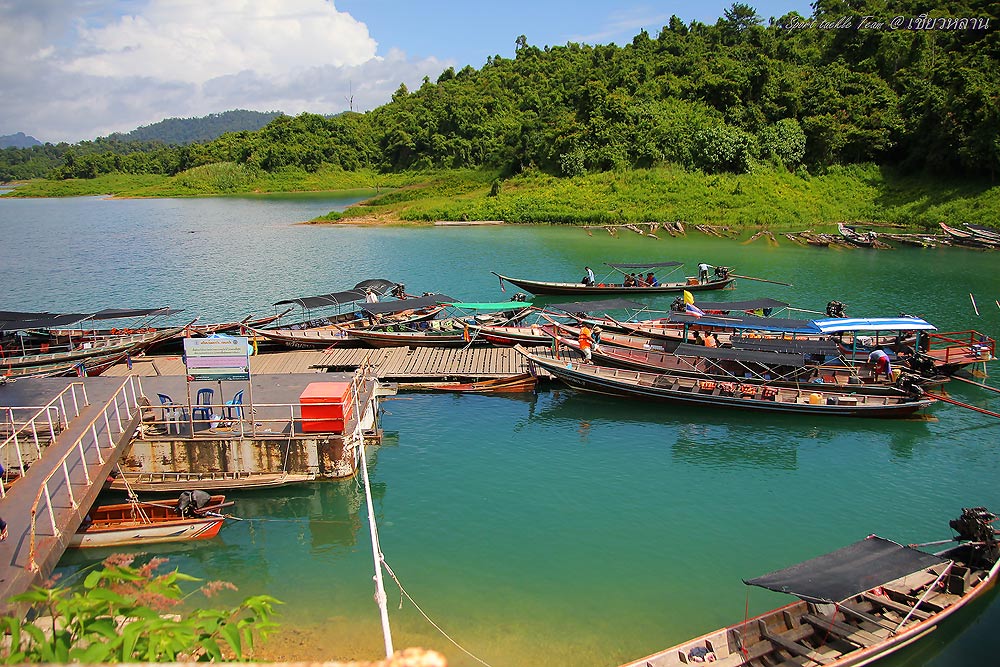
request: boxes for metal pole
[359,439,394,657]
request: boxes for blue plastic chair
[192,388,214,423]
[225,389,244,420]
[156,393,188,419]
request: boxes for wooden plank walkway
[104,346,569,381]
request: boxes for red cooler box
[300,382,355,433]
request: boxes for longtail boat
[1,325,188,371]
[515,346,933,418]
[621,507,1000,667]
[492,262,735,296]
[70,494,232,548]
[407,373,538,393]
[939,222,1000,248]
[546,332,931,396]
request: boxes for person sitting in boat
[623,273,634,287]
[646,272,658,286]
[693,330,705,345]
[582,266,596,286]
[578,325,594,363]
[636,273,647,287]
[704,331,718,348]
[591,326,603,353]
[698,262,711,283]
[867,349,892,381]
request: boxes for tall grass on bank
[5,163,999,231]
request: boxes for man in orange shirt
[579,325,594,363]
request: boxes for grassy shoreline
[4,164,998,232]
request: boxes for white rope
[380,559,496,667]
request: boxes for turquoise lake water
[2,193,999,666]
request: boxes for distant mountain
[106,109,284,145]
[0,132,42,149]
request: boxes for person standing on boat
[582,266,596,286]
[868,349,892,381]
[698,262,712,284]
[579,325,594,363]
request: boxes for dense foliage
[107,110,282,145]
[0,555,279,663]
[2,1,996,186]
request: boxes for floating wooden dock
[105,346,565,383]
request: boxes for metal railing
[927,330,996,364]
[1,383,88,497]
[138,370,373,440]
[27,376,143,573]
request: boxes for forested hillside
[0,111,282,181]
[3,1,997,185]
[107,110,282,144]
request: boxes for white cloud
[0,0,447,142]
[63,0,378,84]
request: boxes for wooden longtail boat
[106,471,313,493]
[190,309,293,335]
[347,327,482,348]
[837,222,887,248]
[69,494,232,548]
[546,332,926,396]
[515,346,933,418]
[0,325,188,370]
[248,304,447,349]
[409,373,538,393]
[621,507,1000,667]
[492,261,735,296]
[2,349,130,379]
[939,222,1000,248]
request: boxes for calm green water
[3,194,1000,666]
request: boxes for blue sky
[0,1,813,143]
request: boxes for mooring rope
[380,558,496,667]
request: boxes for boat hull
[493,272,734,295]
[518,348,931,418]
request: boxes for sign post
[182,337,251,434]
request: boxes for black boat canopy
[693,299,790,312]
[546,298,648,313]
[0,313,93,333]
[744,536,947,603]
[731,337,840,357]
[275,290,367,309]
[361,293,456,315]
[90,307,183,320]
[274,279,399,309]
[0,310,54,321]
[669,312,819,334]
[673,343,805,366]
[606,261,683,269]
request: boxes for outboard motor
[177,489,212,517]
[826,300,847,318]
[714,266,731,279]
[950,507,998,544]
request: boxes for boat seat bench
[859,592,932,620]
[801,614,880,647]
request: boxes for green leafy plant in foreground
[0,554,281,663]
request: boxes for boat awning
[669,313,820,334]
[361,293,456,315]
[352,278,397,294]
[695,299,790,312]
[673,343,805,366]
[274,290,367,309]
[811,317,937,334]
[90,307,183,320]
[606,261,683,269]
[744,536,947,604]
[731,337,841,357]
[441,302,533,311]
[0,313,94,333]
[546,298,648,313]
[274,279,398,309]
